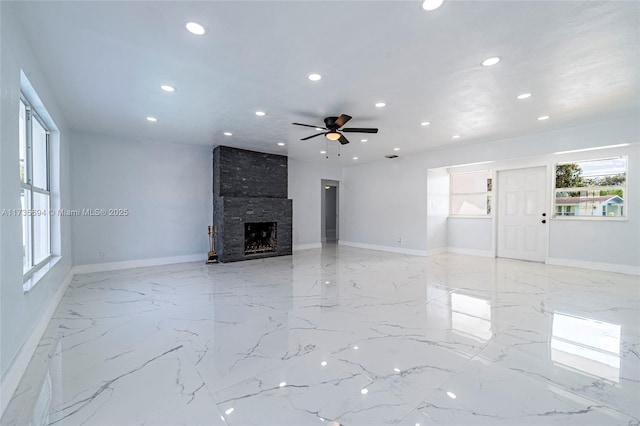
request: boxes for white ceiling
[11,1,640,166]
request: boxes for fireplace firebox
[244,222,277,255]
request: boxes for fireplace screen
[244,222,277,255]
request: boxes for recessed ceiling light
[375,102,386,108]
[160,85,176,92]
[361,139,368,142]
[146,116,158,122]
[320,150,327,154]
[422,0,444,11]
[360,388,369,395]
[481,57,501,67]
[538,115,550,120]
[353,156,359,160]
[420,121,431,126]
[517,93,532,100]
[393,148,400,151]
[224,408,234,415]
[452,134,460,139]
[308,73,322,81]
[393,368,401,372]
[324,280,331,284]
[185,22,206,35]
[315,127,324,131]
[447,391,457,399]
[321,361,327,366]
[279,382,287,387]
[224,132,232,136]
[255,111,266,116]
[277,142,285,146]
[353,346,359,350]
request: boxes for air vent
[385,154,399,159]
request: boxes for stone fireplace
[213,146,292,262]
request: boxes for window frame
[449,170,493,217]
[20,94,53,279]
[553,156,628,221]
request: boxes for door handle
[541,219,546,224]
[542,213,547,217]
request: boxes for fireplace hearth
[245,222,276,255]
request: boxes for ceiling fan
[292,114,378,145]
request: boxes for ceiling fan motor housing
[324,116,340,130]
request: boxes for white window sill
[23,256,61,292]
[552,216,628,222]
[448,215,493,219]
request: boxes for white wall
[70,130,212,265]
[340,157,428,254]
[288,159,341,249]
[0,0,72,393]
[341,113,640,271]
[446,218,493,254]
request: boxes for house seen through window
[555,157,627,218]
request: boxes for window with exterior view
[555,157,627,218]
[20,95,52,274]
[450,170,492,216]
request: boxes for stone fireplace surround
[213,146,292,262]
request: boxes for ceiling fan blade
[293,122,325,129]
[338,134,350,145]
[334,114,352,128]
[301,133,325,141]
[342,127,378,133]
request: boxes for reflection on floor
[2,245,639,425]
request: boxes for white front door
[497,167,547,262]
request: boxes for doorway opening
[321,180,339,243]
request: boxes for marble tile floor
[2,245,639,425]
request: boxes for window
[450,170,492,216]
[20,96,52,274]
[554,157,627,218]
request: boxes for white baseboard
[72,254,206,274]
[426,247,448,256]
[546,257,640,275]
[339,241,428,257]
[293,243,322,251]
[447,247,494,258]
[0,269,73,418]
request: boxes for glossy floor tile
[2,245,639,425]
